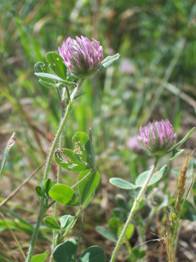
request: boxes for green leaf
[62,148,79,161]
[170,127,195,151]
[96,226,117,242]
[44,216,60,230]
[53,240,77,262]
[59,214,75,230]
[34,62,47,73]
[101,53,120,68]
[73,131,95,170]
[135,165,167,187]
[169,149,184,161]
[118,224,134,240]
[35,61,63,89]
[109,177,136,190]
[46,51,67,79]
[128,247,145,260]
[77,170,100,207]
[72,131,89,146]
[36,180,53,197]
[43,178,53,195]
[55,150,70,169]
[180,200,196,221]
[55,149,87,172]
[35,72,74,87]
[35,186,43,197]
[49,184,74,205]
[32,252,48,262]
[79,246,106,262]
[62,148,84,166]
[34,72,65,82]
[108,217,121,232]
[38,78,56,88]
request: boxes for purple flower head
[138,119,176,155]
[58,36,104,76]
[127,136,143,154]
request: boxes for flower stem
[49,87,66,262]
[25,80,82,262]
[110,158,158,262]
[43,82,81,181]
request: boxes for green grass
[0,0,195,261]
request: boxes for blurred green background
[0,0,195,261]
[1,0,195,162]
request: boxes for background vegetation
[0,0,195,261]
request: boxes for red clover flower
[138,119,176,155]
[58,36,104,76]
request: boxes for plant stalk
[43,82,81,181]
[49,87,66,262]
[110,158,158,262]
[25,80,82,262]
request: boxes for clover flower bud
[138,119,176,155]
[58,35,104,76]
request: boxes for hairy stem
[110,158,158,262]
[25,80,82,262]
